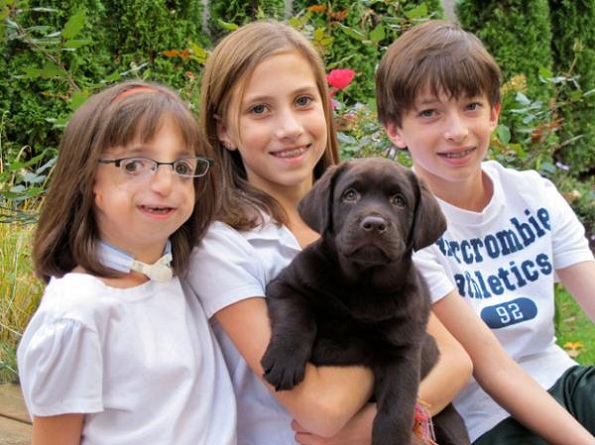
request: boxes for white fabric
[413,160,594,441]
[185,220,303,445]
[18,273,236,445]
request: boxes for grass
[0,215,44,384]
[0,218,593,384]
[555,285,595,365]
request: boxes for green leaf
[404,4,428,20]
[216,19,239,32]
[61,8,86,40]
[104,71,123,83]
[312,27,324,40]
[70,90,89,111]
[62,39,92,49]
[538,66,553,81]
[496,125,511,144]
[369,24,385,45]
[337,23,365,41]
[39,62,64,78]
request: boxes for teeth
[143,206,170,214]
[443,148,473,159]
[275,148,305,158]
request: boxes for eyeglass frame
[97,155,214,178]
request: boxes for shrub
[457,0,554,102]
[548,0,595,177]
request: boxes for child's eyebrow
[414,96,441,108]
[109,144,193,158]
[243,85,318,104]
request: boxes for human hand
[291,402,437,445]
[291,403,374,445]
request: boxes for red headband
[112,86,158,102]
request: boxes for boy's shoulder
[483,160,549,187]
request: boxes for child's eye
[122,157,150,174]
[466,102,482,111]
[248,104,269,115]
[418,109,436,118]
[296,95,314,107]
[174,160,194,176]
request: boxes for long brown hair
[33,80,218,281]
[200,20,341,230]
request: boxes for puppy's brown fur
[261,158,470,445]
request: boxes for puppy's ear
[409,172,447,250]
[298,163,346,233]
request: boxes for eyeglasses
[98,156,213,178]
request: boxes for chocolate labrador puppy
[261,158,470,445]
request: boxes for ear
[216,116,237,151]
[489,103,501,132]
[383,122,407,149]
[408,171,447,250]
[298,163,346,233]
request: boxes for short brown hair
[376,20,502,128]
[200,20,340,230]
[33,80,218,281]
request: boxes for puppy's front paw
[261,343,308,391]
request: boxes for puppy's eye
[342,188,359,202]
[390,193,406,207]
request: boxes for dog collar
[96,241,173,282]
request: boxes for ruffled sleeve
[18,318,104,417]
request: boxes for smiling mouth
[440,147,475,159]
[141,205,173,215]
[272,146,308,158]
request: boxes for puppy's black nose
[361,216,388,233]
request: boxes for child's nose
[275,109,303,139]
[150,164,175,193]
[443,112,469,142]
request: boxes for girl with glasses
[17,80,236,445]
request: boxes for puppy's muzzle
[360,215,388,234]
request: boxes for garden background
[1,0,594,384]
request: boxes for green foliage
[0,215,43,384]
[291,0,444,103]
[0,0,209,211]
[207,0,286,39]
[456,0,594,251]
[548,0,595,177]
[457,0,554,102]
[488,71,595,245]
[555,285,595,365]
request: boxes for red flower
[326,69,355,90]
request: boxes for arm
[289,312,472,445]
[216,297,374,437]
[420,312,472,415]
[557,261,595,321]
[433,291,595,445]
[32,414,84,445]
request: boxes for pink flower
[326,69,355,90]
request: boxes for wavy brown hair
[376,20,502,128]
[33,80,218,281]
[200,20,341,230]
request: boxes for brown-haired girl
[184,20,473,445]
[17,80,236,445]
